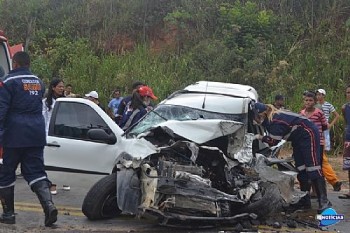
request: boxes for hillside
[1,0,350,150]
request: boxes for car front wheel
[242,182,283,217]
[82,173,121,220]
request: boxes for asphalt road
[1,171,350,232]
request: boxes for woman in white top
[42,78,65,135]
[42,78,68,194]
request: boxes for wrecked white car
[44,81,301,227]
[83,127,300,227]
[43,81,300,226]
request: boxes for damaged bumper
[116,122,303,226]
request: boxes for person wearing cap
[316,89,339,152]
[115,81,145,124]
[273,94,285,110]
[85,91,105,111]
[253,102,331,213]
[119,85,157,130]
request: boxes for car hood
[138,119,244,144]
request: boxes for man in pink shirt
[300,91,342,192]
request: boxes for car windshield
[127,104,246,137]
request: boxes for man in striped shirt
[301,91,342,192]
[316,89,340,152]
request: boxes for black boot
[289,180,311,210]
[0,186,15,224]
[31,180,58,226]
[312,177,332,214]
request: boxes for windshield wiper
[151,109,168,121]
[123,109,168,136]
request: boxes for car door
[44,100,122,175]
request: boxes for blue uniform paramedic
[253,102,331,213]
[0,51,57,226]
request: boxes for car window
[127,104,246,137]
[0,43,11,79]
[50,102,113,142]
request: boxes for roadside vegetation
[1,0,350,152]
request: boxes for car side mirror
[87,129,117,145]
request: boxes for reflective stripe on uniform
[283,125,299,140]
[267,133,283,140]
[297,165,321,172]
[3,75,40,83]
[29,176,47,186]
[0,182,15,189]
[306,165,321,171]
[269,125,299,141]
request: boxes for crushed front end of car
[115,120,304,227]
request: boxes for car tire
[242,182,283,217]
[82,173,121,220]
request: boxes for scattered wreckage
[80,82,305,227]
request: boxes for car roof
[183,81,258,101]
[158,81,257,114]
[160,92,251,114]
